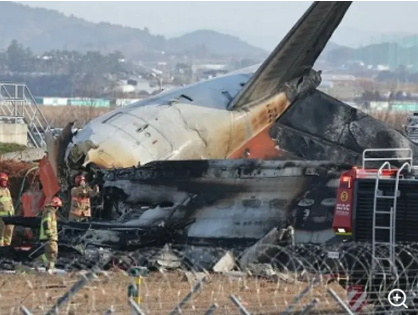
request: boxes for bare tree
[72,75,106,125]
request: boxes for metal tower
[0,82,51,148]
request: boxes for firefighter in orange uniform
[0,173,14,246]
[69,175,99,222]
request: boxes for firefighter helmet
[74,175,86,186]
[50,196,63,208]
[0,173,8,182]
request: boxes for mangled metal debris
[152,244,182,269]
[212,251,235,273]
[239,226,294,270]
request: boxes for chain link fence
[1,242,418,314]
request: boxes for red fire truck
[331,148,418,313]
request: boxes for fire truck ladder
[365,148,414,276]
[0,82,50,148]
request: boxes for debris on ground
[213,251,236,273]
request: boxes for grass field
[0,271,347,315]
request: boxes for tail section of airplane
[226,1,352,160]
[271,90,418,164]
[228,1,352,110]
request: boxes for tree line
[0,40,128,97]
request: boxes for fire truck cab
[333,148,417,244]
[331,148,418,313]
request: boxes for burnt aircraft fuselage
[93,159,352,247]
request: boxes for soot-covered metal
[271,90,418,166]
[99,159,352,244]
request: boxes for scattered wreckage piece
[212,251,235,273]
[239,226,294,270]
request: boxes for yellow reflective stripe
[0,211,11,216]
[41,254,48,263]
[0,196,11,202]
[40,217,51,240]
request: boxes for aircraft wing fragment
[228,1,352,110]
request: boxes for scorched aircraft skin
[60,2,352,173]
[99,160,352,246]
[43,1,418,248]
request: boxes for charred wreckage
[3,1,418,279]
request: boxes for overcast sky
[19,1,418,50]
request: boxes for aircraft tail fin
[228,1,352,110]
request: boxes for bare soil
[0,270,347,315]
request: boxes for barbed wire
[1,242,418,314]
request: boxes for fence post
[128,297,147,315]
[167,276,207,315]
[229,295,252,315]
[279,275,320,315]
[20,305,33,315]
[203,303,218,315]
[128,267,149,306]
[328,288,355,315]
[103,307,114,315]
[44,271,96,315]
[299,299,319,315]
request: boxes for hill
[174,30,266,56]
[326,42,418,69]
[0,1,265,58]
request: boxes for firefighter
[69,175,99,222]
[0,173,14,246]
[37,196,62,274]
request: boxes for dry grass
[0,271,346,315]
[41,106,112,128]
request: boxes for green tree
[6,40,33,72]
